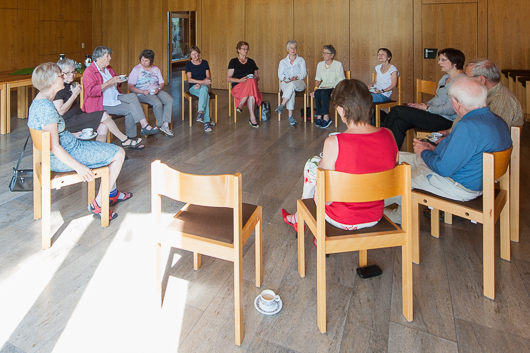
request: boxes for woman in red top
[282,79,398,233]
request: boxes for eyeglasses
[322,52,332,55]
[62,71,76,76]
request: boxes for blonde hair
[32,62,61,91]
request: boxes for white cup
[149,88,156,95]
[369,87,377,93]
[82,128,93,136]
[430,132,443,141]
[258,290,280,311]
[247,74,254,79]
[119,75,127,80]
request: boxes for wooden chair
[405,79,438,151]
[372,73,403,127]
[151,160,263,345]
[181,70,217,127]
[296,164,413,333]
[411,146,512,299]
[29,128,109,250]
[228,83,262,123]
[509,126,521,243]
[310,71,351,127]
[277,72,309,121]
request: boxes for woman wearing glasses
[310,45,346,128]
[53,58,143,148]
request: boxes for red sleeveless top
[325,128,398,225]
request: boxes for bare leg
[323,114,330,121]
[288,109,294,117]
[101,112,127,141]
[248,96,257,124]
[96,124,109,142]
[281,97,289,106]
[95,147,126,205]
[139,118,156,130]
[238,96,248,109]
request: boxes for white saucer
[254,295,282,315]
[77,132,97,140]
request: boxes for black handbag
[261,101,271,121]
[9,135,33,192]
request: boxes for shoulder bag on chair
[9,135,33,192]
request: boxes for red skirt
[231,79,262,108]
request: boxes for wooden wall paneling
[350,0,414,104]
[168,0,197,10]
[127,0,164,76]
[293,0,350,94]
[488,0,530,70]
[200,0,245,90]
[38,21,61,56]
[38,0,80,21]
[245,0,293,93]
[0,9,19,71]
[422,0,476,3]
[476,0,487,58]
[80,0,93,59]
[16,9,39,69]
[91,0,103,50]
[99,0,129,75]
[62,21,81,56]
[0,1,17,9]
[421,3,478,82]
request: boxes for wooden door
[414,0,487,83]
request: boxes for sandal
[159,126,174,138]
[88,199,118,220]
[282,209,298,232]
[249,119,260,128]
[140,125,159,136]
[120,137,144,149]
[203,123,212,132]
[109,190,133,206]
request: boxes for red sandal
[88,199,118,221]
[109,190,133,206]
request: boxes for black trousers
[385,106,453,148]
[314,88,333,115]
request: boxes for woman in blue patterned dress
[28,62,131,220]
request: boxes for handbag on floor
[261,101,270,121]
[9,134,33,192]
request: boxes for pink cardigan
[82,64,122,113]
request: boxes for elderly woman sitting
[83,46,158,140]
[54,58,143,149]
[275,40,307,126]
[28,62,131,220]
[311,44,346,128]
[128,49,174,137]
[227,41,262,128]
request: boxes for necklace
[325,60,333,69]
[239,56,247,64]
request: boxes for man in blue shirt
[385,76,512,223]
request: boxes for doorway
[167,11,196,80]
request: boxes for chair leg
[402,239,413,321]
[234,97,237,123]
[297,204,306,278]
[483,219,495,299]
[443,212,452,224]
[33,172,42,220]
[42,184,51,250]
[411,197,420,264]
[406,129,414,152]
[317,233,327,333]
[188,98,193,127]
[181,94,185,122]
[278,92,281,121]
[215,95,218,124]
[311,97,314,124]
[255,212,263,287]
[234,252,244,345]
[106,131,111,143]
[375,107,381,127]
[156,242,162,306]
[359,250,367,267]
[100,168,110,228]
[193,252,201,270]
[431,209,440,238]
[500,195,511,261]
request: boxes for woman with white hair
[275,40,307,125]
[28,62,130,221]
[54,58,143,149]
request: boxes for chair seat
[170,203,259,243]
[301,199,399,236]
[412,189,501,213]
[184,91,216,100]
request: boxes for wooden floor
[1,69,530,353]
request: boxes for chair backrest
[29,128,51,181]
[416,79,437,103]
[345,70,351,80]
[371,72,403,104]
[489,146,512,180]
[151,160,241,208]
[29,128,49,153]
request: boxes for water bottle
[84,55,92,68]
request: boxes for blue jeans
[189,84,210,123]
[371,93,391,103]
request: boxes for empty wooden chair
[372,73,403,127]
[277,72,309,121]
[151,160,263,345]
[297,164,413,333]
[30,128,109,249]
[181,70,217,126]
[405,79,438,151]
[411,146,512,299]
[310,71,351,127]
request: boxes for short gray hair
[92,46,113,62]
[32,62,61,92]
[57,58,76,72]
[448,76,487,109]
[466,58,501,84]
[286,40,298,50]
[323,44,336,56]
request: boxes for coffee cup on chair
[258,290,280,311]
[81,128,93,137]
